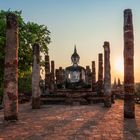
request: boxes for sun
[114,57,124,75]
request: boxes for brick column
[124,9,135,118]
[103,42,111,107]
[92,61,96,92]
[32,43,40,109]
[4,13,18,120]
[97,53,103,94]
[45,54,51,90]
[85,66,92,85]
[51,60,55,90]
[59,67,65,87]
[56,67,65,89]
[55,69,59,89]
[113,78,117,89]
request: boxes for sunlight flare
[114,57,124,75]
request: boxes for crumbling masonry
[124,9,135,118]
[4,13,19,120]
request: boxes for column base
[124,94,135,119]
[32,97,40,109]
[4,115,18,121]
[111,94,115,104]
[104,97,112,107]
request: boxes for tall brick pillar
[59,67,65,87]
[92,61,96,92]
[32,43,40,109]
[4,13,18,120]
[55,69,59,89]
[97,53,103,94]
[85,66,92,85]
[124,9,135,118]
[55,67,65,89]
[103,42,111,107]
[51,60,55,90]
[45,54,51,90]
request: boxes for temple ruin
[2,9,136,121]
[41,45,112,106]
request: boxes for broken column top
[86,66,90,69]
[99,53,103,58]
[124,9,132,14]
[103,41,109,46]
[103,41,110,51]
[124,9,133,26]
[59,67,63,70]
[6,13,18,28]
[92,61,95,65]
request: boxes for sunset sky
[1,0,140,82]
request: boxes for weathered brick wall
[124,9,135,118]
[97,53,103,94]
[92,61,96,91]
[4,13,18,120]
[103,41,111,107]
[32,43,40,109]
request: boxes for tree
[19,22,51,74]
[0,10,6,97]
[0,10,51,102]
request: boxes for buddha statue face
[71,57,79,65]
[71,46,80,66]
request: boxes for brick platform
[0,100,140,140]
[41,91,105,105]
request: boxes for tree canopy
[0,10,51,97]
